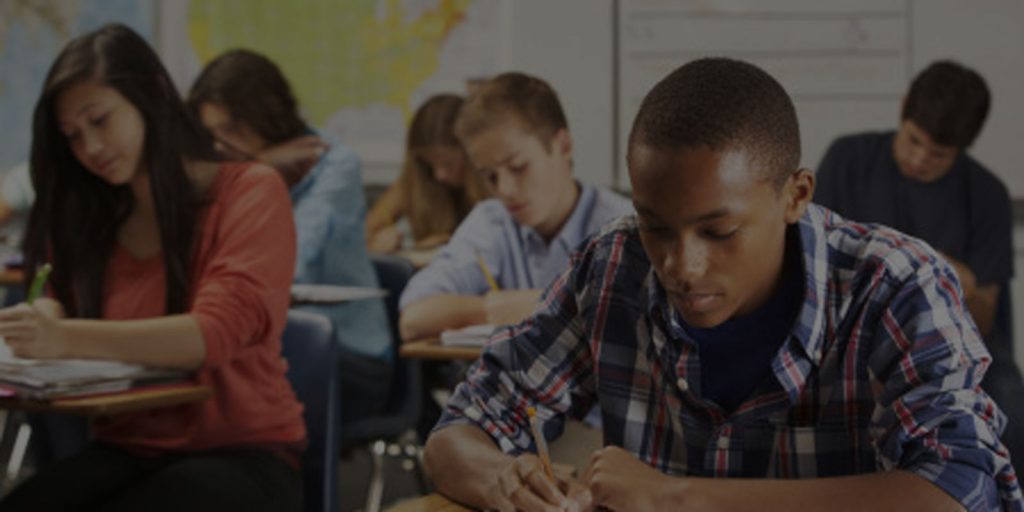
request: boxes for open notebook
[439,324,497,347]
[0,341,185,400]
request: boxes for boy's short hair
[454,72,568,146]
[628,57,800,189]
[187,49,307,145]
[902,60,990,148]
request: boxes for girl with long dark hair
[0,24,304,511]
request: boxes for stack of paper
[290,284,388,304]
[0,342,184,399]
[440,324,497,347]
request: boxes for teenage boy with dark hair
[816,59,1024,471]
[423,58,1022,511]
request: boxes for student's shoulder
[212,161,290,206]
[576,214,645,266]
[590,185,634,216]
[819,205,945,286]
[960,154,1010,203]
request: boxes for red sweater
[93,163,306,452]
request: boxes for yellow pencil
[475,250,500,291]
[526,406,555,481]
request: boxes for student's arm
[1,166,296,372]
[399,288,542,341]
[399,294,486,341]
[0,299,206,369]
[366,181,403,233]
[938,250,998,337]
[578,446,961,511]
[423,250,600,509]
[425,424,589,511]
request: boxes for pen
[26,263,52,303]
[475,250,500,292]
[526,406,555,481]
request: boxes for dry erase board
[615,0,1024,197]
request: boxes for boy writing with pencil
[398,72,632,342]
[424,58,1022,511]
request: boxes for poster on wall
[159,0,507,180]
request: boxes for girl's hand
[0,298,69,359]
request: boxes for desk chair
[342,254,423,512]
[281,309,342,512]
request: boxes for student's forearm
[59,314,206,370]
[365,184,402,236]
[399,295,486,341]
[660,471,962,512]
[424,424,515,509]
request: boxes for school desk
[399,337,481,362]
[385,493,470,512]
[0,383,212,490]
[0,383,212,416]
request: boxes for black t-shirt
[815,131,1013,287]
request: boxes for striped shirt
[436,204,1022,511]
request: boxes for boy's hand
[488,453,591,512]
[484,289,542,326]
[581,446,678,512]
[0,298,69,359]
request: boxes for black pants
[0,443,302,512]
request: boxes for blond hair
[399,94,489,241]
[454,72,569,147]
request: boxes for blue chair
[281,309,341,512]
[341,254,423,512]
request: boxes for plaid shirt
[437,204,1022,511]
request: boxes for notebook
[0,341,185,400]
[439,324,497,347]
[290,284,387,304]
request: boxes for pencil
[26,263,52,303]
[526,406,555,481]
[475,250,500,291]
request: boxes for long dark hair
[25,23,218,318]
[187,49,308,146]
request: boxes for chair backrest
[281,309,341,512]
[341,255,422,442]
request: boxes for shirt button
[717,437,729,450]
[676,378,688,392]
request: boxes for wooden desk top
[386,493,471,512]
[399,337,482,362]
[0,384,212,416]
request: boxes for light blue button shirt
[400,182,633,309]
[290,137,391,360]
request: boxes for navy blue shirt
[682,232,804,413]
[815,131,1013,287]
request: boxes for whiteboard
[615,0,1024,196]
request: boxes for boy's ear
[553,128,572,158]
[783,168,814,224]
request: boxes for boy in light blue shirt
[399,72,632,342]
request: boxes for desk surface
[0,384,212,416]
[399,337,482,362]
[386,493,470,512]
